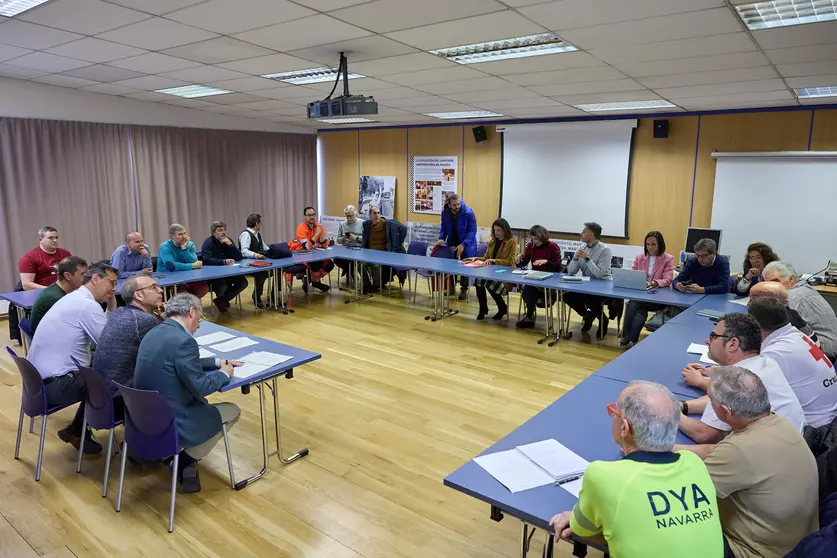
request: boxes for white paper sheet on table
[687,343,718,365]
[195,331,235,346]
[198,348,215,359]
[230,361,270,380]
[516,439,588,482]
[730,297,750,306]
[240,351,292,366]
[209,337,258,352]
[474,449,555,493]
[561,477,584,497]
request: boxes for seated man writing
[550,380,724,557]
[201,220,248,313]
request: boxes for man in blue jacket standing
[673,238,732,294]
[201,220,248,313]
[435,194,477,300]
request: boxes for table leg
[544,534,555,558]
[233,383,269,490]
[538,288,560,347]
[270,376,308,464]
[344,261,372,304]
[521,523,533,558]
[273,268,292,314]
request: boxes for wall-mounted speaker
[653,119,669,139]
[472,125,487,143]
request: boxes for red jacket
[518,241,561,271]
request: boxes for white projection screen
[711,152,837,275]
[500,120,636,237]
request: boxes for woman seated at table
[620,231,674,348]
[514,225,561,329]
[734,242,779,296]
[464,218,517,321]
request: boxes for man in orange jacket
[289,206,334,293]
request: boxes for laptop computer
[612,268,647,290]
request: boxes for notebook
[473,439,589,494]
[523,271,553,280]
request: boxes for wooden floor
[0,274,619,558]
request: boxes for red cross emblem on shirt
[803,336,833,369]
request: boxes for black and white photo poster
[358,176,396,219]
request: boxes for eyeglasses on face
[695,252,713,259]
[607,402,622,418]
[708,332,733,342]
[136,283,161,292]
[304,212,316,217]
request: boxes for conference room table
[194,321,321,490]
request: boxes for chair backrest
[78,365,118,429]
[406,241,428,257]
[431,245,455,259]
[6,346,48,417]
[115,383,180,460]
[18,318,32,344]
[476,243,488,258]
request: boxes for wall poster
[410,156,458,214]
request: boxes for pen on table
[555,474,584,486]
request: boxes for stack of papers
[473,439,588,494]
[240,351,293,366]
[210,337,258,352]
[195,331,235,346]
[687,343,718,365]
[730,297,750,307]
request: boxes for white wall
[0,77,312,134]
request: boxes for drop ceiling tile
[80,82,142,95]
[0,64,48,79]
[207,76,284,92]
[474,97,562,110]
[530,78,645,97]
[471,51,604,75]
[96,17,218,50]
[288,35,418,66]
[766,44,837,65]
[218,53,324,75]
[366,86,429,100]
[558,8,742,50]
[163,37,275,65]
[381,66,488,86]
[784,74,837,89]
[112,75,190,90]
[504,106,586,117]
[291,0,369,9]
[202,92,270,105]
[799,97,837,105]
[616,52,770,77]
[443,87,542,103]
[654,79,789,100]
[44,38,148,64]
[6,52,92,73]
[304,77,395,93]
[160,65,250,83]
[102,0,206,14]
[0,44,31,63]
[0,21,83,50]
[500,0,552,6]
[330,0,506,33]
[375,114,440,122]
[752,21,837,50]
[263,106,309,116]
[384,10,546,51]
[164,98,215,107]
[109,53,203,73]
[349,53,455,77]
[589,33,758,65]
[233,15,372,52]
[777,61,837,78]
[674,90,795,109]
[233,99,297,110]
[519,0,723,30]
[20,0,150,35]
[637,67,779,89]
[32,74,99,88]
[415,103,481,113]
[374,106,411,116]
[61,64,146,82]
[381,95,454,108]
[166,0,315,34]
[505,66,628,87]
[413,76,512,95]
[244,86,322,100]
[550,92,664,105]
[199,104,257,113]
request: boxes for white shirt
[28,286,107,379]
[238,228,268,259]
[701,354,806,433]
[647,255,656,280]
[761,324,837,428]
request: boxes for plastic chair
[6,346,77,481]
[76,364,123,498]
[476,243,488,258]
[388,241,428,299]
[18,317,32,345]
[414,245,455,304]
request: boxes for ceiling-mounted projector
[307,52,377,120]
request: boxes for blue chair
[75,364,123,498]
[18,317,32,345]
[114,383,181,532]
[6,346,77,481]
[388,241,427,300]
[414,245,455,304]
[476,243,488,258]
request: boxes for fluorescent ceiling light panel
[795,85,837,98]
[262,67,364,85]
[424,110,504,120]
[735,0,837,30]
[574,100,677,112]
[0,0,50,17]
[317,117,377,124]
[429,33,577,65]
[155,85,232,98]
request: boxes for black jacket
[200,236,243,266]
[361,219,407,253]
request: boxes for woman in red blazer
[620,231,675,348]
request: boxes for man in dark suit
[361,205,408,293]
[200,220,248,314]
[134,293,241,493]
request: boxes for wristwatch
[680,400,689,415]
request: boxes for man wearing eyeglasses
[678,313,804,459]
[673,238,731,294]
[26,261,119,455]
[92,275,165,422]
[289,206,334,293]
[549,381,724,557]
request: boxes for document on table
[194,331,235,346]
[209,337,259,352]
[230,361,270,380]
[730,297,750,307]
[240,351,293,366]
[473,439,589,493]
[687,343,718,365]
[198,348,215,359]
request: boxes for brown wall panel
[359,128,408,223]
[811,109,837,150]
[320,130,358,218]
[463,125,502,228]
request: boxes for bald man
[750,282,818,343]
[111,232,153,279]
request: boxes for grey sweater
[567,241,612,279]
[337,219,364,247]
[92,305,161,394]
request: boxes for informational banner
[407,222,440,253]
[319,215,344,244]
[550,238,643,270]
[410,156,458,214]
[358,175,396,219]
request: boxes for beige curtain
[0,118,135,290]
[131,126,317,251]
